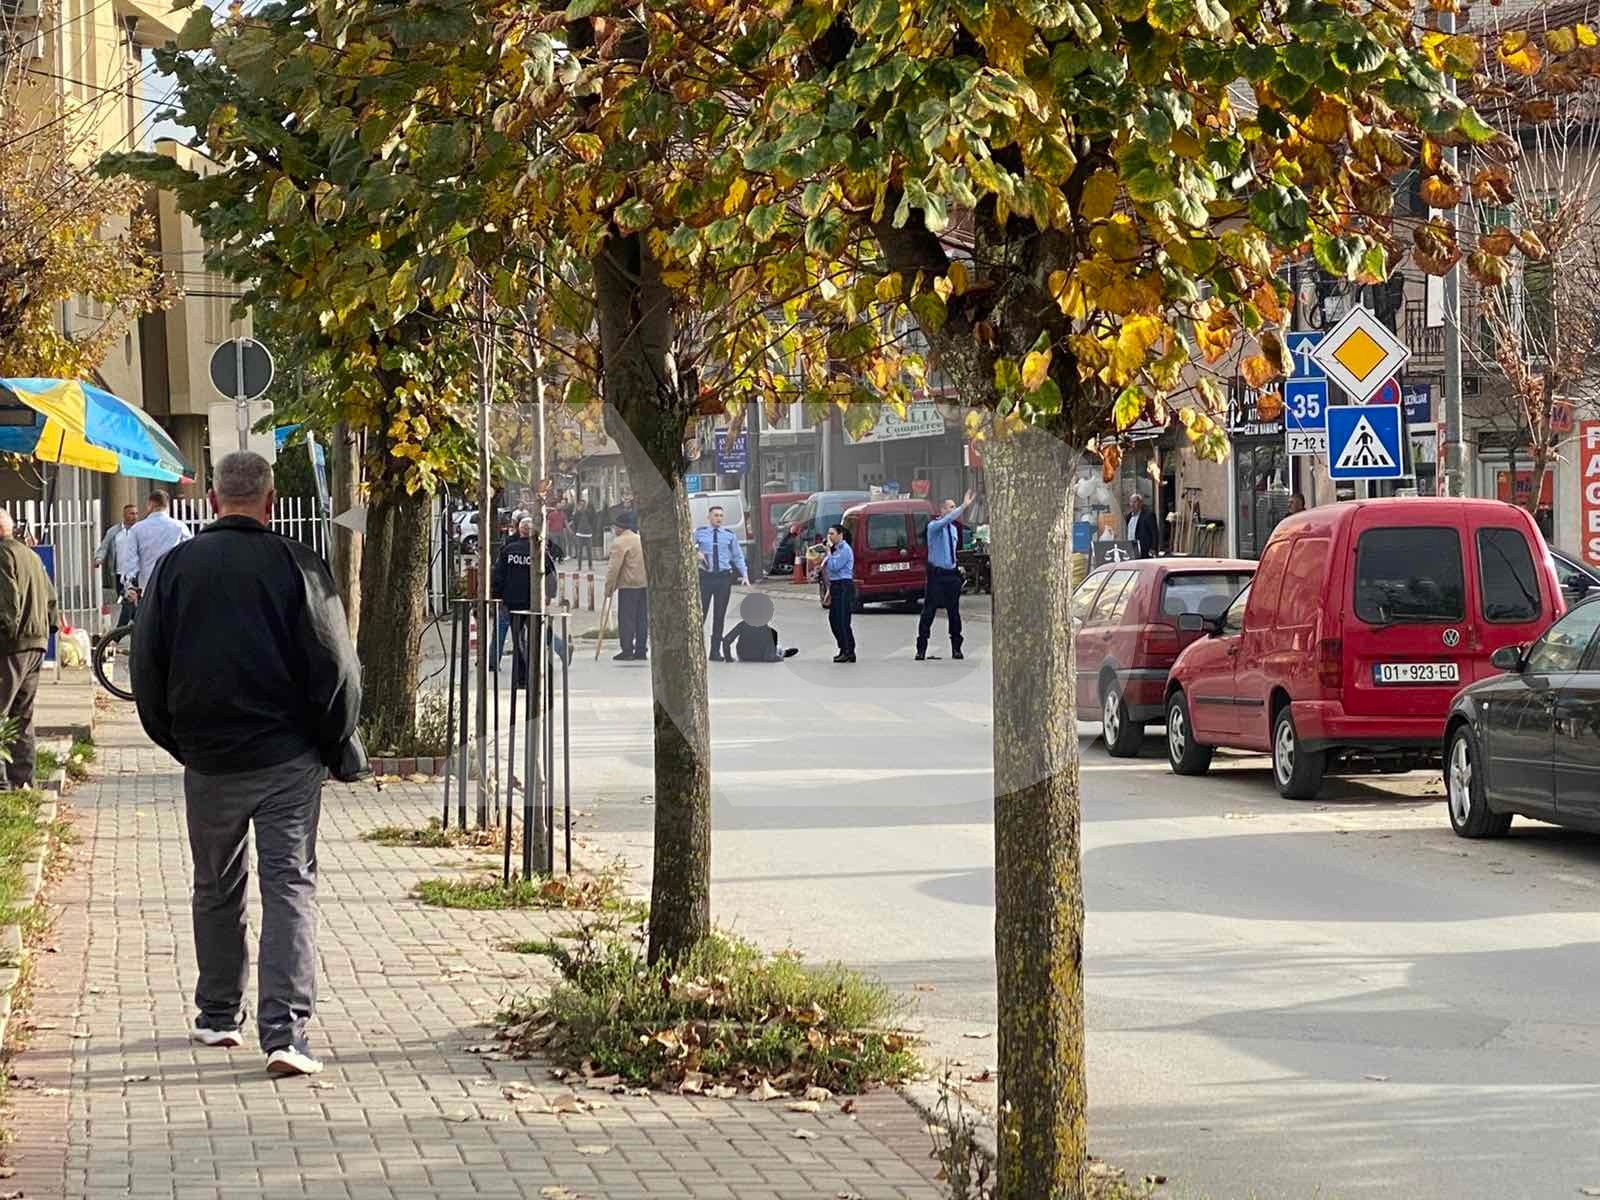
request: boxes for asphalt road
[479,581,1600,1200]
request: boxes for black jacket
[721,621,781,662]
[491,537,561,611]
[132,516,361,775]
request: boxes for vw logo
[1443,628,1461,648]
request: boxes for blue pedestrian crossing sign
[1327,404,1404,480]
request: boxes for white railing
[169,496,329,560]
[15,496,102,635]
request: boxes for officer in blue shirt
[694,505,749,662]
[917,489,975,661]
[821,521,856,662]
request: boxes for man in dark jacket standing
[0,509,57,788]
[132,452,361,1078]
[491,516,566,688]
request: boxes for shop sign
[1582,422,1600,566]
[845,400,946,445]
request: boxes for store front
[1227,381,1291,559]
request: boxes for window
[866,514,907,551]
[1072,574,1105,624]
[1555,554,1598,599]
[1221,584,1251,636]
[913,513,931,546]
[1159,572,1252,621]
[1527,602,1600,675]
[1477,527,1541,623]
[1277,537,1328,627]
[1246,541,1291,626]
[1086,570,1136,627]
[1354,527,1464,624]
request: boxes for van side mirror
[1177,612,1206,633]
[1490,644,1525,673]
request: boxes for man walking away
[1126,493,1157,559]
[604,513,648,661]
[572,498,597,570]
[124,488,192,598]
[93,504,139,625]
[0,510,57,788]
[695,504,749,662]
[493,517,568,686]
[132,452,363,1078]
[917,490,975,662]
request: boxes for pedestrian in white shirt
[93,504,140,624]
[125,490,192,597]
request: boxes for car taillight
[1142,623,1179,658]
[1318,638,1343,690]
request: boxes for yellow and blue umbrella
[0,378,193,483]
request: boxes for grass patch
[574,625,619,641]
[34,748,57,779]
[497,928,917,1095]
[502,936,565,958]
[362,818,506,850]
[413,872,640,914]
[65,737,94,782]
[0,790,42,927]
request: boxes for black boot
[915,641,927,661]
[952,641,964,660]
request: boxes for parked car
[758,491,806,571]
[1073,558,1256,756]
[688,489,752,564]
[1164,498,1565,799]
[1549,547,1600,608]
[772,490,869,574]
[1443,598,1600,837]
[821,499,938,609]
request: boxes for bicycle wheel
[93,624,135,701]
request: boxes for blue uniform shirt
[925,502,967,570]
[694,524,747,578]
[824,540,854,582]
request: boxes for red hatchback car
[1073,557,1257,755]
[1164,498,1565,799]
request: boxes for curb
[0,786,60,1050]
[900,1078,999,1162]
[370,755,489,779]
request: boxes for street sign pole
[235,340,249,450]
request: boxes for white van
[687,489,751,560]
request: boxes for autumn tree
[0,23,174,380]
[1455,4,1600,518]
[704,3,1581,1196]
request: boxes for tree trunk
[595,232,711,966]
[331,420,362,641]
[987,429,1087,1200]
[356,486,429,750]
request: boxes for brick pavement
[4,710,945,1200]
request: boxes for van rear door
[1340,510,1471,720]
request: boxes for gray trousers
[0,650,43,788]
[184,750,324,1052]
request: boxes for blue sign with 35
[1284,379,1328,432]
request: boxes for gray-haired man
[132,452,363,1076]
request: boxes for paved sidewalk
[5,710,944,1200]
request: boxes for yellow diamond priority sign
[1309,304,1410,403]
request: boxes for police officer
[916,489,974,661]
[694,504,748,662]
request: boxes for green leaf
[1284,43,1325,82]
[1113,386,1143,430]
[1233,44,1277,82]
[800,181,830,218]
[176,6,214,50]
[614,198,654,234]
[1457,107,1498,144]
[994,357,1022,394]
[1312,231,1364,279]
[910,291,948,334]
[1149,0,1195,33]
[747,203,784,243]
[1330,35,1386,76]
[267,177,304,223]
[1029,377,1063,415]
[564,0,604,17]
[704,217,742,249]
[1125,168,1177,205]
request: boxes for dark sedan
[1443,599,1600,838]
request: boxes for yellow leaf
[1101,445,1122,483]
[1048,270,1088,320]
[1109,315,1166,384]
[1546,26,1578,55]
[979,7,1035,77]
[933,274,953,302]
[875,272,904,302]
[1499,32,1544,76]
[1301,96,1348,145]
[723,177,749,216]
[1090,215,1139,261]
[1079,171,1119,222]
[1256,391,1285,422]
[1578,23,1598,47]
[1240,353,1279,389]
[1022,348,1053,391]
[948,261,969,296]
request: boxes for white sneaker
[191,1025,244,1048]
[266,1046,323,1076]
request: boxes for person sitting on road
[720,592,798,662]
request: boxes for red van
[1073,558,1256,755]
[828,499,937,608]
[1164,498,1565,799]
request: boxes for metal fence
[169,496,329,559]
[15,496,102,634]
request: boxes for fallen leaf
[1144,1174,1168,1186]
[443,1109,475,1123]
[803,1085,833,1104]
[751,1079,783,1102]
[1364,1074,1390,1082]
[310,1080,337,1091]
[31,1022,58,1030]
[69,1030,90,1039]
[785,1100,822,1114]
[540,1189,583,1200]
[837,1193,864,1200]
[706,1084,738,1099]
[1579,1189,1600,1198]
[584,1073,621,1091]
[575,1144,611,1156]
[0,1190,21,1199]
[0,1168,14,1179]
[790,1128,817,1141]
[840,1098,857,1115]
[464,1043,500,1054]
[965,1069,994,1083]
[912,983,936,992]
[678,1071,705,1095]
[1089,1160,1125,1179]
[122,1074,150,1083]
[961,1031,993,1040]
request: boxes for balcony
[1404,300,1445,364]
